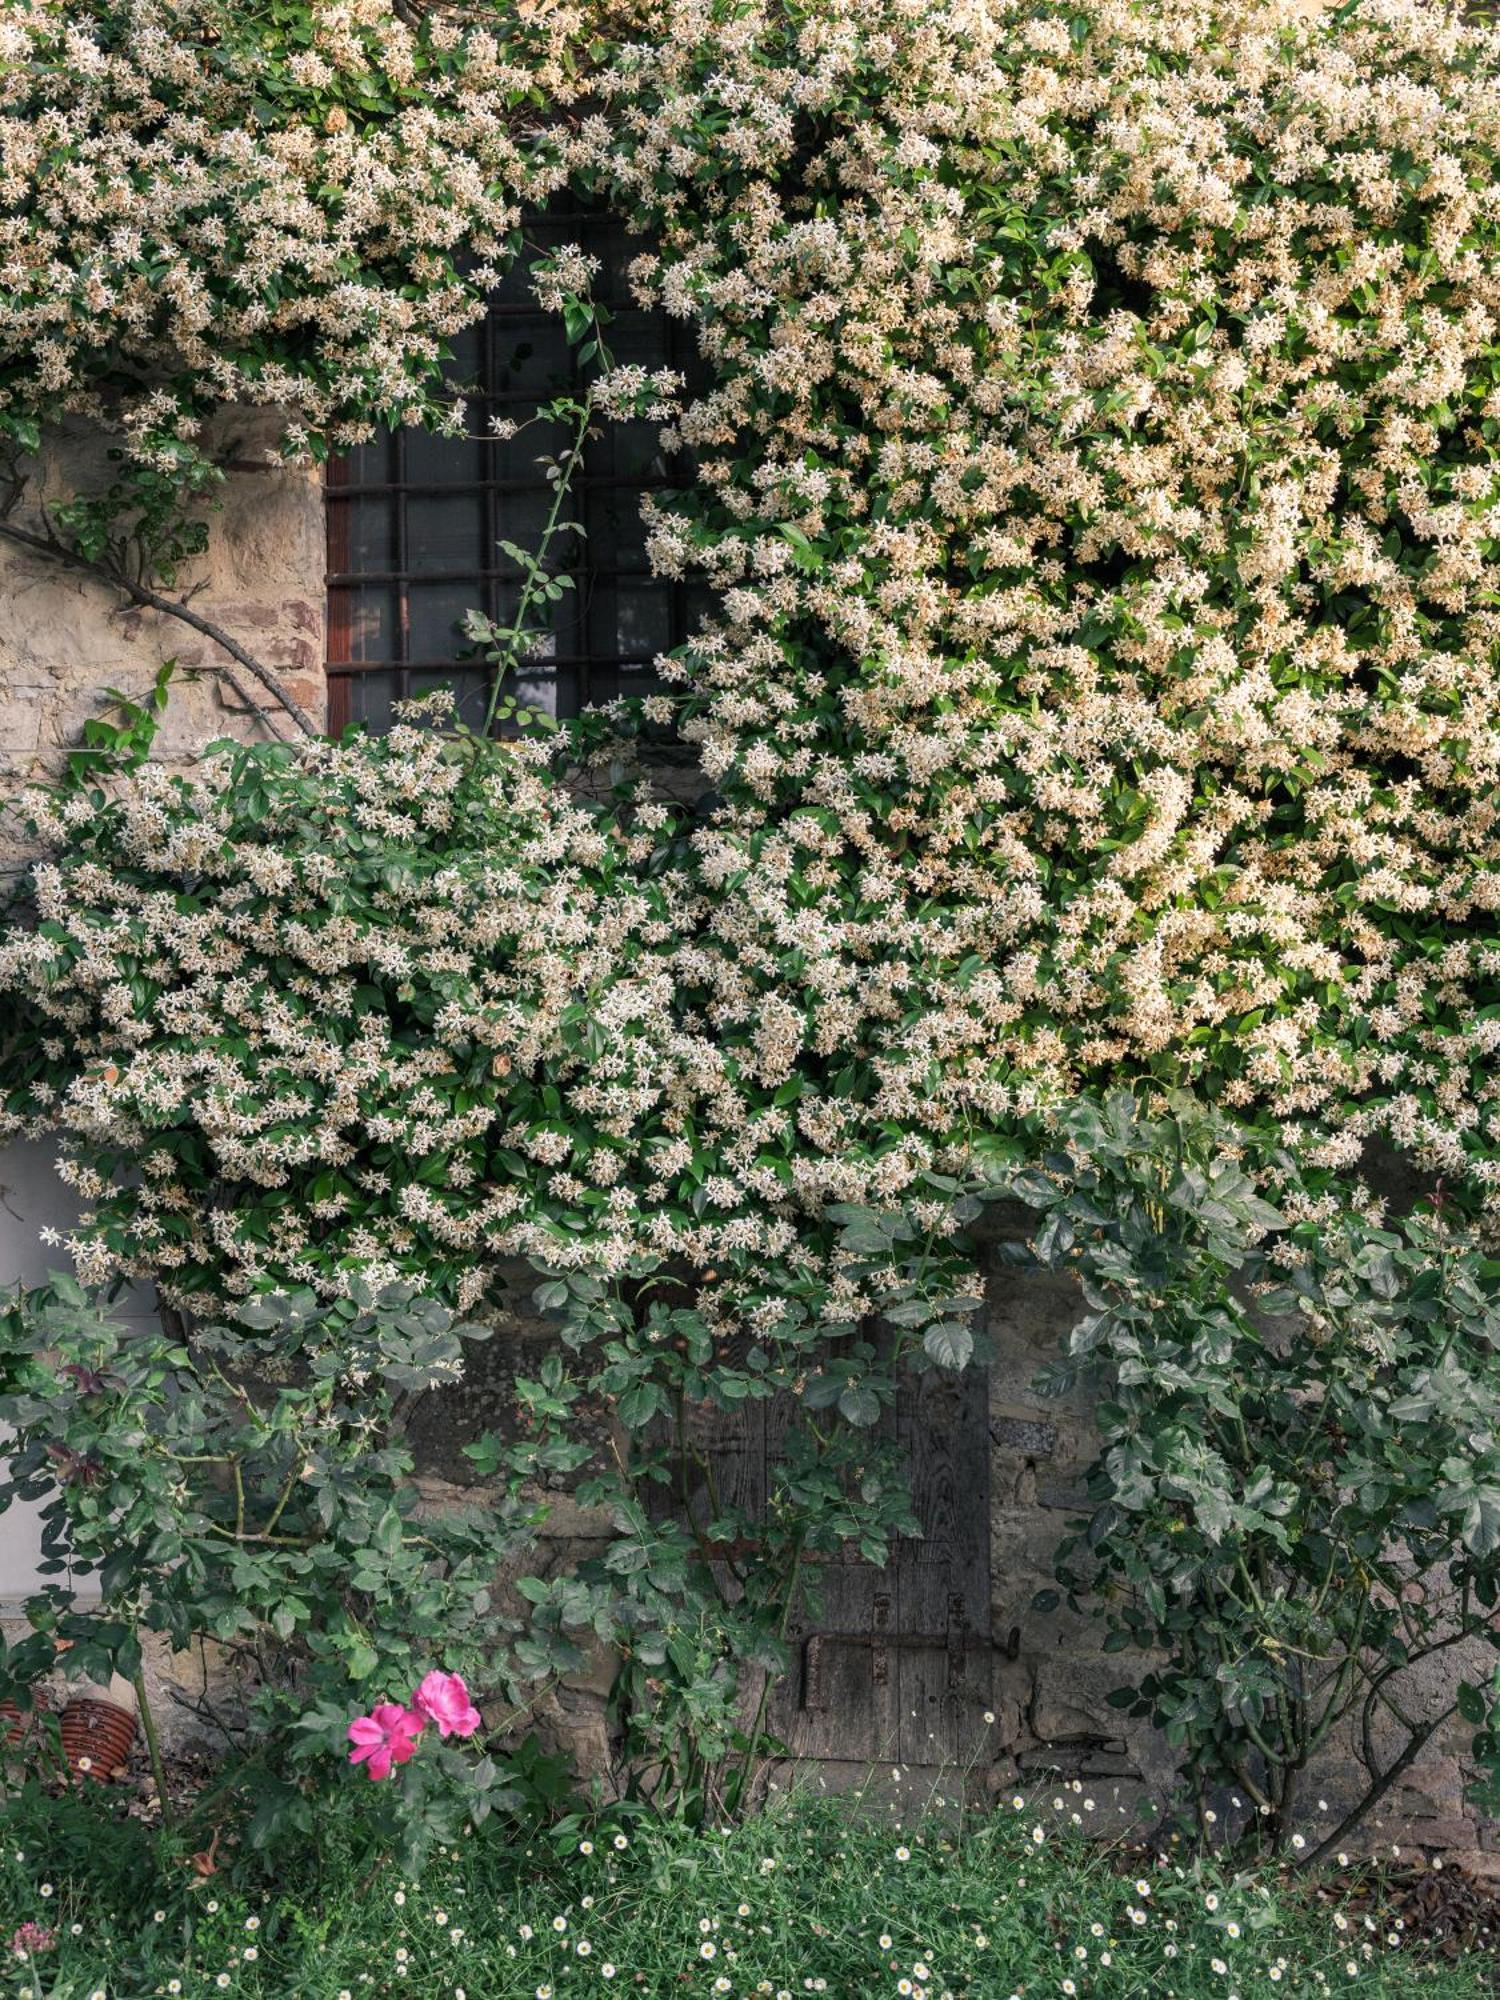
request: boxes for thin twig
[1302,1703,1455,1869]
[133,1669,173,1829]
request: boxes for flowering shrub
[0,0,571,484]
[0,1277,555,1861]
[1,713,689,1310]
[5,0,1500,1836]
[5,0,1500,1200]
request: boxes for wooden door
[665,1365,993,1768]
[775,1365,992,1767]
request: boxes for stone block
[984,1265,1089,1419]
[1026,1653,1178,1799]
[992,1415,1059,1456]
[217,466,324,590]
[1016,1744,1135,1779]
[0,686,45,754]
[1030,1653,1136,1744]
[984,1263,1082,1357]
[1034,1478,1090,1513]
[532,1683,615,1781]
[0,564,138,676]
[406,1328,615,1488]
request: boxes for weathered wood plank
[896,1365,992,1765]
[768,1564,901,1764]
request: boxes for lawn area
[0,1782,1492,2000]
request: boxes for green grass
[0,1779,1491,2000]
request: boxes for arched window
[325,209,710,733]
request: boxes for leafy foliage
[0,1276,552,1866]
[1010,1096,1500,1855]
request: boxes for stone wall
[0,414,324,867]
[0,416,1495,1860]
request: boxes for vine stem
[0,519,318,737]
[480,289,612,736]
[731,1532,806,1814]
[479,389,596,736]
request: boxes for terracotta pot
[0,1691,50,1747]
[57,1697,136,1781]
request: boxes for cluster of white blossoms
[5,0,1500,1331]
[4,722,709,1309]
[595,0,1500,1210]
[0,0,592,459]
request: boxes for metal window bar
[325,208,702,734]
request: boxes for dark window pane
[327,203,711,735]
[343,434,396,485]
[492,490,577,571]
[513,661,564,720]
[406,493,486,574]
[612,418,672,484]
[346,672,397,732]
[441,325,484,391]
[327,496,396,573]
[403,428,485,488]
[588,485,652,573]
[329,587,399,664]
[683,584,721,634]
[490,235,543,307]
[408,580,482,662]
[492,579,582,660]
[487,417,575,487]
[490,321,574,404]
[612,583,674,662]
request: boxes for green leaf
[345,1639,379,1681]
[922,1321,973,1370]
[1456,1680,1488,1728]
[837,1384,880,1427]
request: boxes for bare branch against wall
[0,518,319,739]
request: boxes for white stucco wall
[0,1140,82,1598]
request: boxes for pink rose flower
[411,1669,481,1740]
[347,1701,425,1780]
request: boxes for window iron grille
[325,208,712,734]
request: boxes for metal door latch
[801,1592,991,1710]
